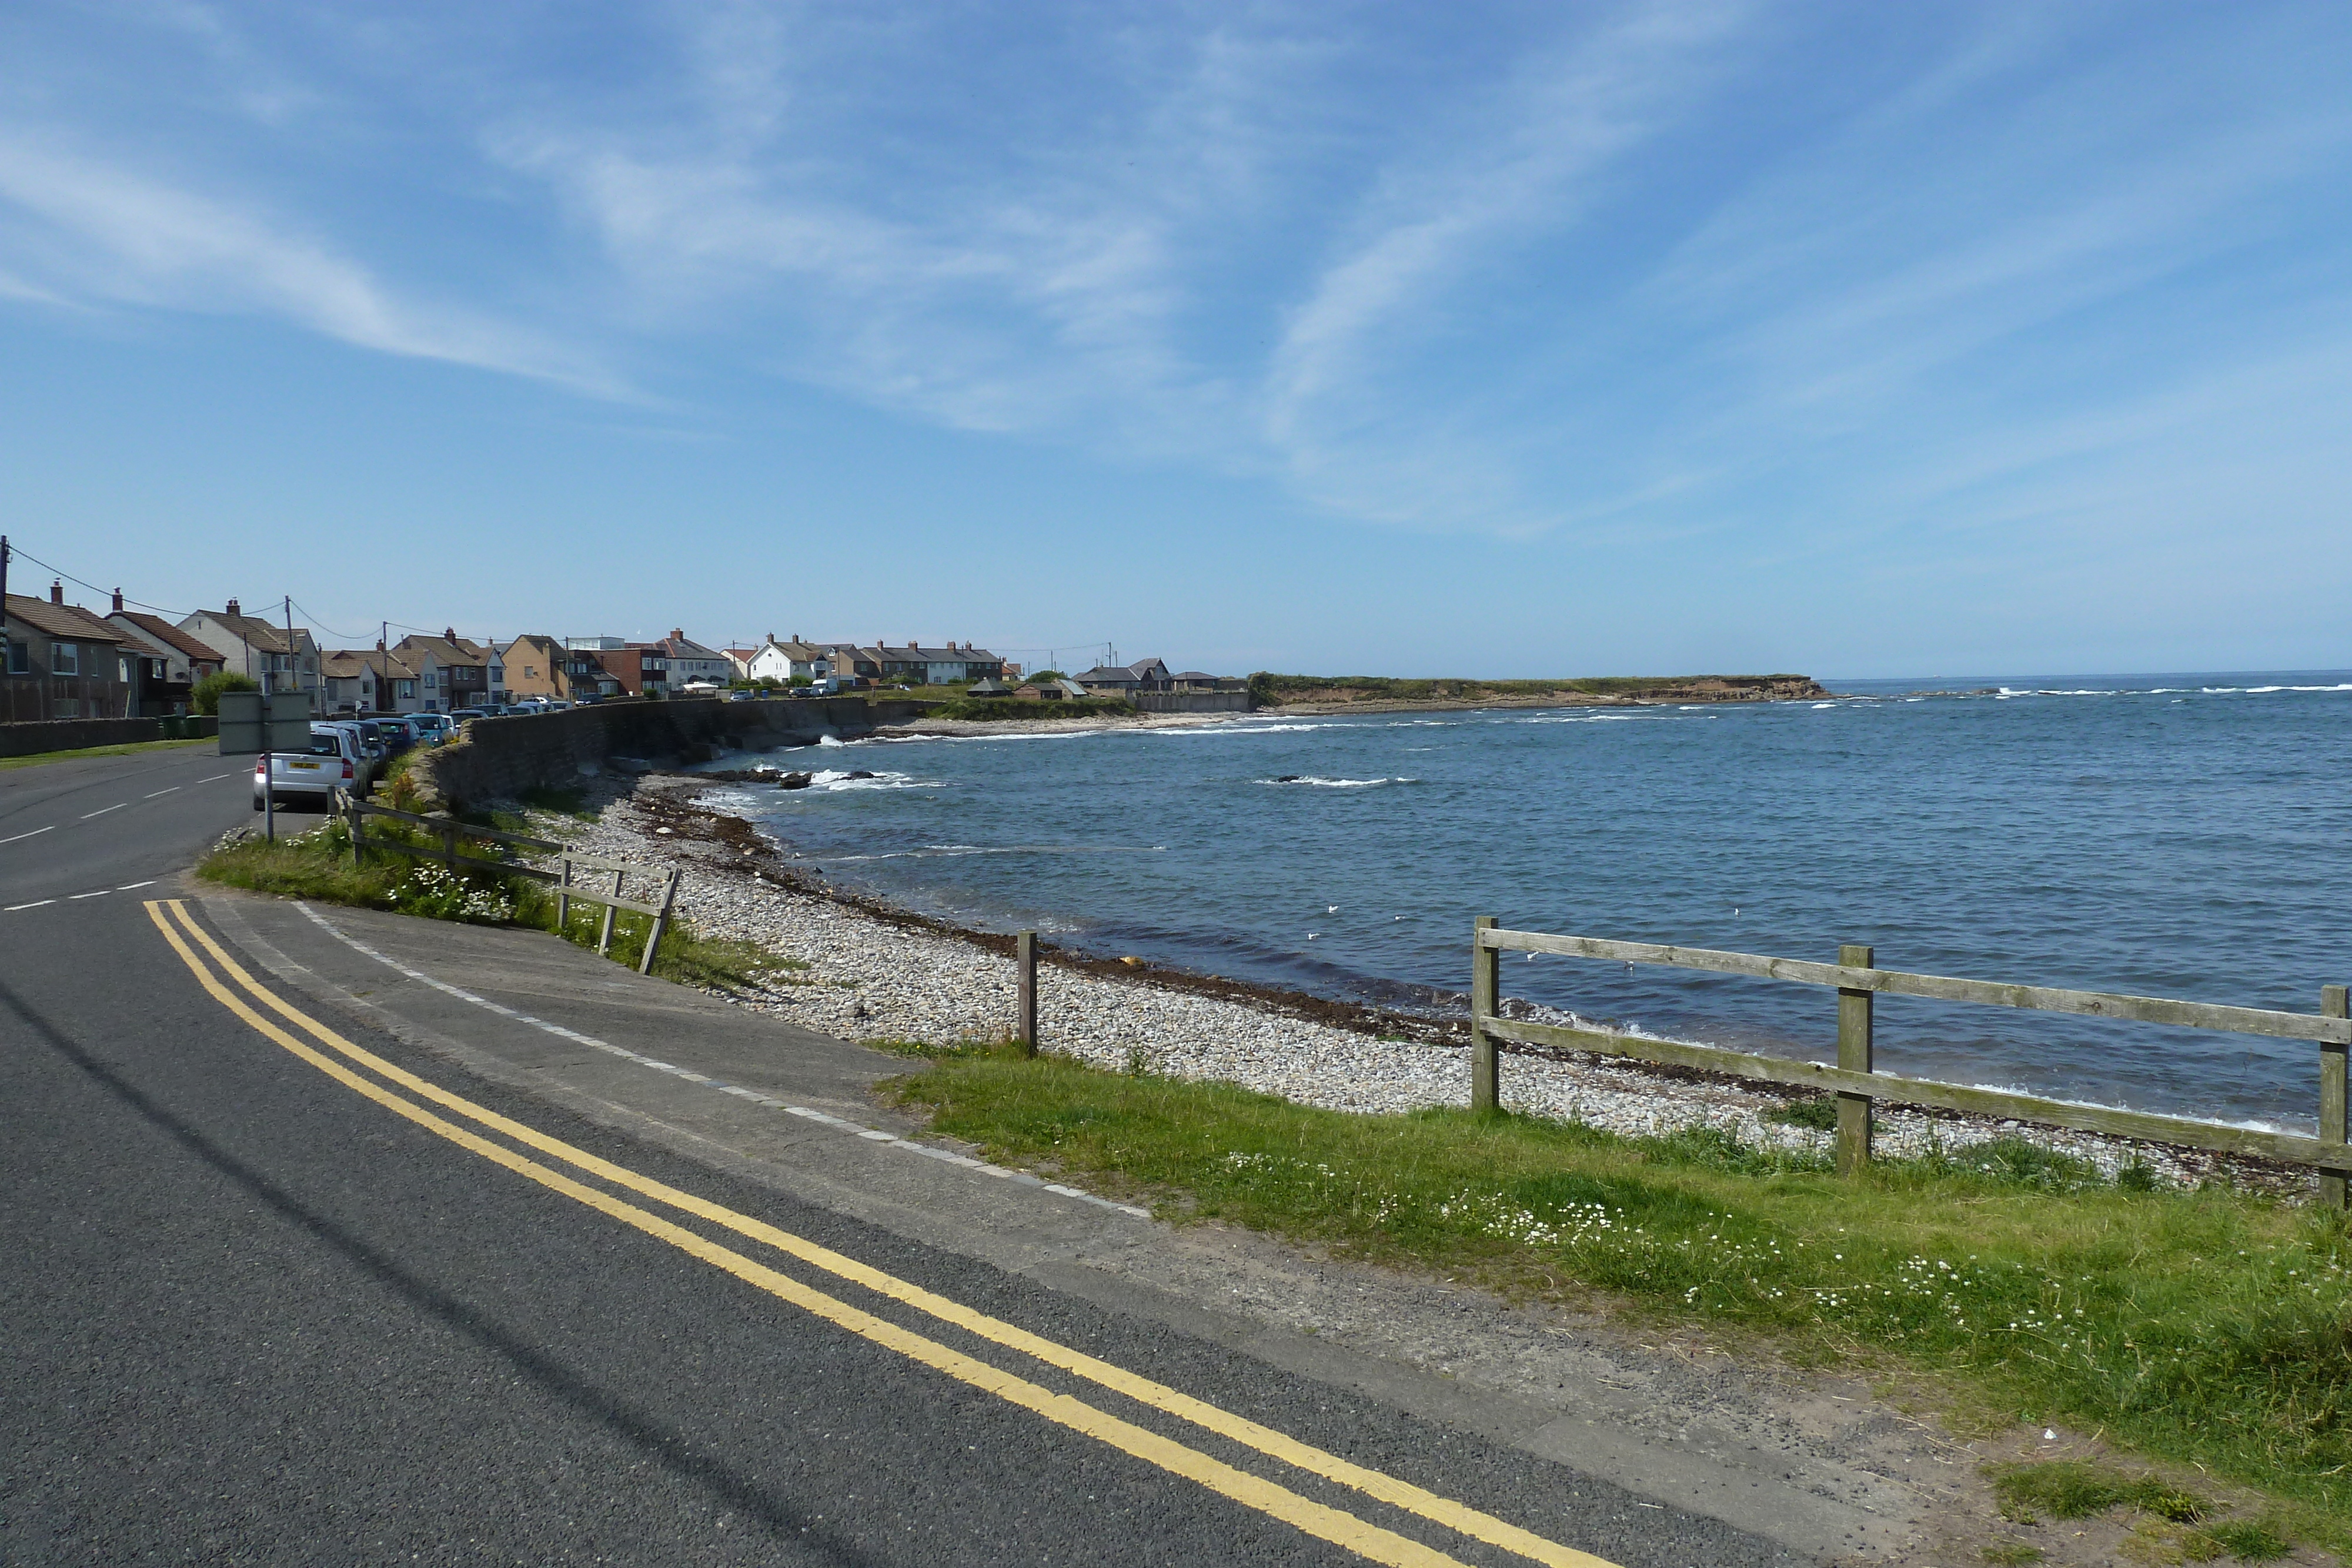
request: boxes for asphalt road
[0,742,258,908]
[0,748,1805,1566]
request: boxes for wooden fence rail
[336,791,680,974]
[1469,920,2351,1199]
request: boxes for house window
[4,640,22,674]
[54,643,79,676]
[397,680,415,699]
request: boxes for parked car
[406,713,448,745]
[253,724,363,811]
[317,720,383,788]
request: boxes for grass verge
[195,815,779,991]
[886,1052,2352,1549]
[0,735,217,771]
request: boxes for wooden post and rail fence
[1469,917,2352,1201]
[334,790,680,975]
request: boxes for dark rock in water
[1275,774,1301,783]
[846,769,877,780]
[777,771,814,790]
[608,756,653,775]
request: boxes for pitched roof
[110,610,221,663]
[394,633,486,667]
[5,593,123,644]
[199,609,306,654]
[1075,658,1170,684]
[646,630,726,659]
[323,650,420,680]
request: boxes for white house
[179,599,322,698]
[744,634,834,683]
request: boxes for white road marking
[5,899,55,911]
[290,900,1150,1219]
[69,890,109,900]
[0,826,55,846]
[116,880,156,891]
[81,803,126,819]
[199,772,240,783]
[145,787,181,798]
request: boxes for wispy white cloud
[0,132,617,392]
[1,0,2347,586]
[1258,1,1751,531]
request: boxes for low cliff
[414,696,930,805]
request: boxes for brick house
[105,591,226,716]
[3,584,132,722]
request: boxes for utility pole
[0,536,11,713]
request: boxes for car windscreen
[303,734,342,757]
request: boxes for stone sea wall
[416,696,927,804]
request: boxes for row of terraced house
[2,581,1235,722]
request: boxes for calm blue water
[699,673,2352,1131]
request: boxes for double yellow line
[146,898,1616,1568]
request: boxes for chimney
[671,628,683,641]
[225,597,240,617]
[49,580,63,605]
[112,588,125,614]
[443,627,457,641]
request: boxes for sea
[693,673,2352,1134]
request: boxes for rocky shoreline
[514,771,2307,1198]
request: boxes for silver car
[254,724,363,811]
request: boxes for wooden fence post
[597,866,622,956]
[1837,943,1875,1175]
[1016,930,1037,1055]
[2322,984,2348,1208]
[1472,915,1500,1113]
[639,868,679,975]
[555,857,573,930]
[439,824,456,874]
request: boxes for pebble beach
[523,771,2290,1194]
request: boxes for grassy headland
[890,1049,2352,1550]
[1246,673,1828,708]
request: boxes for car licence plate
[290,760,320,770]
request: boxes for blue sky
[4,1,2348,678]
